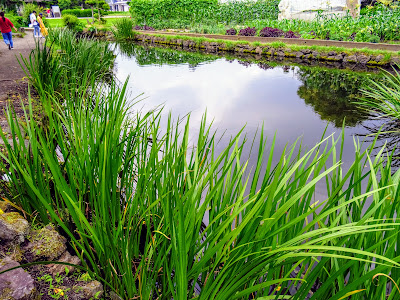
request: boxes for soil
[0,34,37,134]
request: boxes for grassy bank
[2,28,400,299]
[128,31,400,65]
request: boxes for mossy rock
[24,225,66,261]
[0,212,29,243]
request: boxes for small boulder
[375,54,384,62]
[74,281,103,299]
[357,54,371,64]
[0,257,36,299]
[24,225,66,261]
[343,55,357,63]
[0,212,29,244]
[48,251,81,275]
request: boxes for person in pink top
[0,12,17,50]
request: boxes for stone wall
[133,33,399,68]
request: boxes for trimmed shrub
[129,0,279,25]
[284,30,300,38]
[238,27,256,36]
[226,28,237,35]
[62,8,109,17]
[62,14,83,31]
[259,27,283,37]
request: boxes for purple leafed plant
[238,27,256,36]
[259,27,284,38]
[134,25,155,31]
[226,28,237,35]
[284,30,300,38]
[143,25,155,31]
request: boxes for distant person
[37,13,48,37]
[0,11,17,50]
[46,8,51,18]
[50,8,54,18]
[30,11,40,38]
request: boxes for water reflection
[296,68,376,127]
[114,42,387,180]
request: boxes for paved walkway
[0,34,37,137]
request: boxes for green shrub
[62,8,109,17]
[21,3,40,26]
[129,0,279,26]
[112,17,134,40]
[5,13,23,29]
[62,14,83,31]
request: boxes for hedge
[129,0,280,24]
[61,8,109,17]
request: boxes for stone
[48,251,81,275]
[357,54,371,64]
[328,51,337,56]
[23,225,66,261]
[78,281,103,299]
[255,46,262,55]
[343,54,357,63]
[375,54,384,62]
[0,257,36,299]
[301,49,312,54]
[334,54,344,61]
[279,0,361,20]
[276,50,285,57]
[0,212,29,244]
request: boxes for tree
[58,0,72,10]
[85,0,108,22]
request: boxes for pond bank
[132,31,400,67]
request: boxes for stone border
[133,32,400,67]
[140,31,400,52]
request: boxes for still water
[113,43,389,191]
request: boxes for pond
[113,43,392,191]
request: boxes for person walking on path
[37,13,48,37]
[0,12,17,50]
[30,11,40,38]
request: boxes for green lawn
[47,17,128,30]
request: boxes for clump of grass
[112,18,135,40]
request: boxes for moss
[28,225,66,261]
[0,287,15,300]
[1,212,20,224]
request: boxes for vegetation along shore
[2,0,400,299]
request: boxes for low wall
[133,33,400,68]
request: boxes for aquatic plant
[359,67,400,121]
[112,17,135,40]
[238,26,256,36]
